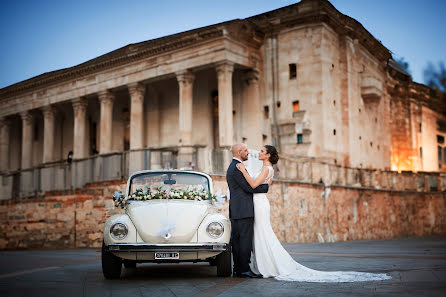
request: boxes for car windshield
[129,172,211,195]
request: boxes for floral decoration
[113,185,216,209]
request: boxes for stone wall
[212,177,446,243]
[1,175,445,250]
[279,157,446,192]
[0,181,125,249]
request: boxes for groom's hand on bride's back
[254,183,269,193]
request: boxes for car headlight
[110,223,128,240]
[206,222,224,238]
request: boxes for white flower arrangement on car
[113,185,217,209]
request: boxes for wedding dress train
[250,166,391,282]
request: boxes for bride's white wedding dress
[250,166,391,282]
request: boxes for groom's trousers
[230,217,254,273]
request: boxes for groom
[226,143,269,278]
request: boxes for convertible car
[102,170,231,279]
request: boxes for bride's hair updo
[264,145,279,165]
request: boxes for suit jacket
[226,159,269,219]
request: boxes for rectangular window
[297,133,303,144]
[292,100,299,112]
[419,123,422,133]
[289,64,297,79]
[263,105,269,119]
[438,135,445,144]
[439,146,442,162]
[444,147,446,164]
[420,147,423,158]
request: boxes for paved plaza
[0,236,445,297]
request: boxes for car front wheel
[102,241,122,279]
[216,245,231,277]
[123,260,137,269]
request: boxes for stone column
[129,83,145,150]
[128,82,145,173]
[98,90,115,154]
[146,89,161,169]
[20,111,33,169]
[176,70,195,146]
[216,62,234,147]
[42,106,56,163]
[176,70,195,169]
[0,118,10,171]
[72,98,88,159]
[244,69,263,149]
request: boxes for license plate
[155,252,179,259]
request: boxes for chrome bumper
[106,242,228,252]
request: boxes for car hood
[126,200,210,243]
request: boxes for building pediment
[1,20,260,99]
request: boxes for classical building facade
[0,0,445,199]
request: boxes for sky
[0,0,445,89]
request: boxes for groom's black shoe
[240,270,263,278]
[233,270,241,277]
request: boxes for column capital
[72,97,88,113]
[215,61,234,76]
[244,69,260,85]
[128,83,146,103]
[19,111,33,124]
[0,117,11,128]
[98,90,115,104]
[128,82,145,94]
[176,70,195,85]
[41,105,56,118]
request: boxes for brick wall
[1,177,445,249]
[0,181,126,249]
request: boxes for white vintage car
[101,170,231,279]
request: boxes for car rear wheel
[102,241,122,279]
[216,245,231,277]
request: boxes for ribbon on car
[213,189,227,208]
[157,216,176,240]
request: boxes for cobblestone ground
[0,236,445,297]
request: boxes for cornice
[387,75,445,114]
[0,24,227,99]
[0,0,431,110]
[248,0,391,62]
[224,19,265,50]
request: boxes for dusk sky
[0,0,445,88]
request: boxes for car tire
[216,245,231,277]
[102,241,122,279]
[208,258,217,266]
[123,261,137,269]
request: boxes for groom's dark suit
[226,158,269,274]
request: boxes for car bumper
[106,242,228,252]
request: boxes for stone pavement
[0,236,445,297]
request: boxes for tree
[423,62,446,92]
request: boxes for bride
[236,145,391,282]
